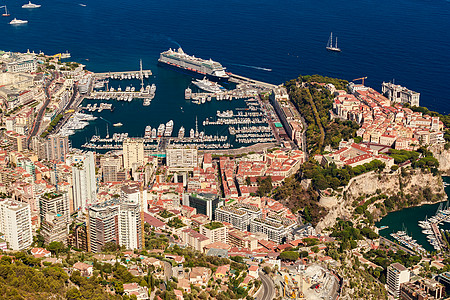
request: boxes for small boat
[10,18,28,25]
[378,225,389,230]
[326,32,341,52]
[22,1,41,8]
[79,3,87,7]
[1,5,10,16]
[113,122,123,127]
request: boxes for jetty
[229,72,278,89]
[94,70,152,79]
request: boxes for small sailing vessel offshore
[1,5,10,16]
[326,32,341,52]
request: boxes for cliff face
[316,169,447,232]
[430,144,450,175]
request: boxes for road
[27,72,56,146]
[258,272,275,300]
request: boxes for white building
[387,262,410,298]
[6,58,37,73]
[123,138,145,171]
[119,193,143,250]
[166,148,198,170]
[0,199,32,250]
[382,82,420,107]
[69,152,96,211]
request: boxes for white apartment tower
[119,185,144,250]
[123,138,145,171]
[0,199,32,250]
[69,152,96,211]
[387,262,410,298]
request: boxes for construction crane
[353,77,367,86]
[52,53,62,60]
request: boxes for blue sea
[2,0,450,147]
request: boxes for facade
[88,199,120,253]
[123,138,145,171]
[200,222,228,244]
[40,211,69,245]
[270,86,303,147]
[6,58,37,73]
[70,152,96,211]
[184,193,223,220]
[215,204,262,232]
[250,216,296,244]
[387,262,410,298]
[119,185,144,250]
[400,278,444,300]
[382,82,420,107]
[39,192,70,224]
[166,148,198,170]
[0,199,32,250]
[46,135,70,162]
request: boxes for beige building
[200,222,228,243]
[123,138,145,171]
[166,147,198,170]
[387,262,410,298]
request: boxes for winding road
[258,272,275,300]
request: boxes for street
[258,272,275,300]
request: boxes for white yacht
[10,18,28,25]
[22,1,41,8]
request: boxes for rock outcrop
[316,169,447,232]
[430,144,450,175]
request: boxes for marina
[377,181,450,254]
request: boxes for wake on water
[230,63,272,72]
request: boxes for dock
[94,70,152,79]
[229,72,278,89]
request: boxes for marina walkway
[94,70,152,77]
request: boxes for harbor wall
[315,169,447,232]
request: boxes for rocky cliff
[315,169,447,232]
[430,144,450,175]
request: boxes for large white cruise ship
[158,48,229,81]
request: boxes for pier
[80,103,113,112]
[94,70,152,79]
[229,72,278,89]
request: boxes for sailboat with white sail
[326,32,341,52]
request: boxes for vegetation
[285,75,359,154]
[158,209,175,219]
[41,113,63,138]
[300,159,385,191]
[256,176,273,197]
[0,253,121,300]
[273,177,326,225]
[203,222,224,230]
[167,217,185,229]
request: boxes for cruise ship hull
[157,60,229,82]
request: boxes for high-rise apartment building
[123,138,144,171]
[0,199,32,250]
[39,192,70,223]
[88,189,144,252]
[88,199,120,253]
[47,135,70,162]
[387,262,410,298]
[69,152,96,211]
